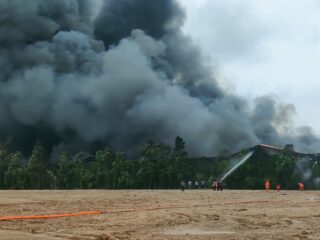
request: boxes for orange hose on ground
[0,211,103,221]
[0,199,290,221]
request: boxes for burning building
[188,143,320,189]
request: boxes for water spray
[220,151,254,182]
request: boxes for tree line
[0,137,208,189]
[1,136,319,190]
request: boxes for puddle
[165,227,235,236]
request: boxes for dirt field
[0,190,319,239]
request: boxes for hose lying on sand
[0,199,288,221]
[0,211,103,221]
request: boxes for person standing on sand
[298,182,304,191]
[212,180,222,191]
[265,179,270,192]
[212,181,217,191]
[188,180,192,189]
[276,184,281,192]
[216,180,223,191]
[195,180,199,189]
[180,181,186,192]
[201,180,205,189]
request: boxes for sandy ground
[0,190,319,240]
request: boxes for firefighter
[212,181,217,191]
[298,182,304,191]
[216,180,222,191]
[195,180,199,189]
[180,181,186,192]
[265,179,270,192]
[200,180,205,189]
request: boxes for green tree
[171,137,189,185]
[0,144,10,189]
[137,141,171,189]
[26,141,53,189]
[137,141,156,188]
[5,151,26,189]
[95,148,114,188]
[156,143,171,188]
[274,153,299,189]
[73,152,95,189]
[110,153,131,189]
[57,151,74,189]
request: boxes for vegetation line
[0,137,318,190]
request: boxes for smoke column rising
[0,0,319,156]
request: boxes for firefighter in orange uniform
[265,179,270,192]
[298,182,304,191]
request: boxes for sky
[178,0,320,134]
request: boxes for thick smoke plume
[0,0,319,156]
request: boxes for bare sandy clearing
[165,227,235,235]
[0,190,319,239]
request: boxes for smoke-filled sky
[179,0,320,134]
[0,0,319,157]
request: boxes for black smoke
[0,0,319,157]
[95,0,184,46]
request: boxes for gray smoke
[295,156,313,182]
[0,0,319,156]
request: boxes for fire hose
[0,199,289,221]
[0,211,103,221]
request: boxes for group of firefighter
[180,180,223,191]
[264,179,305,191]
[180,180,206,191]
[181,179,305,191]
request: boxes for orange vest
[298,183,304,190]
[265,181,270,189]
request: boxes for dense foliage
[0,137,319,190]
